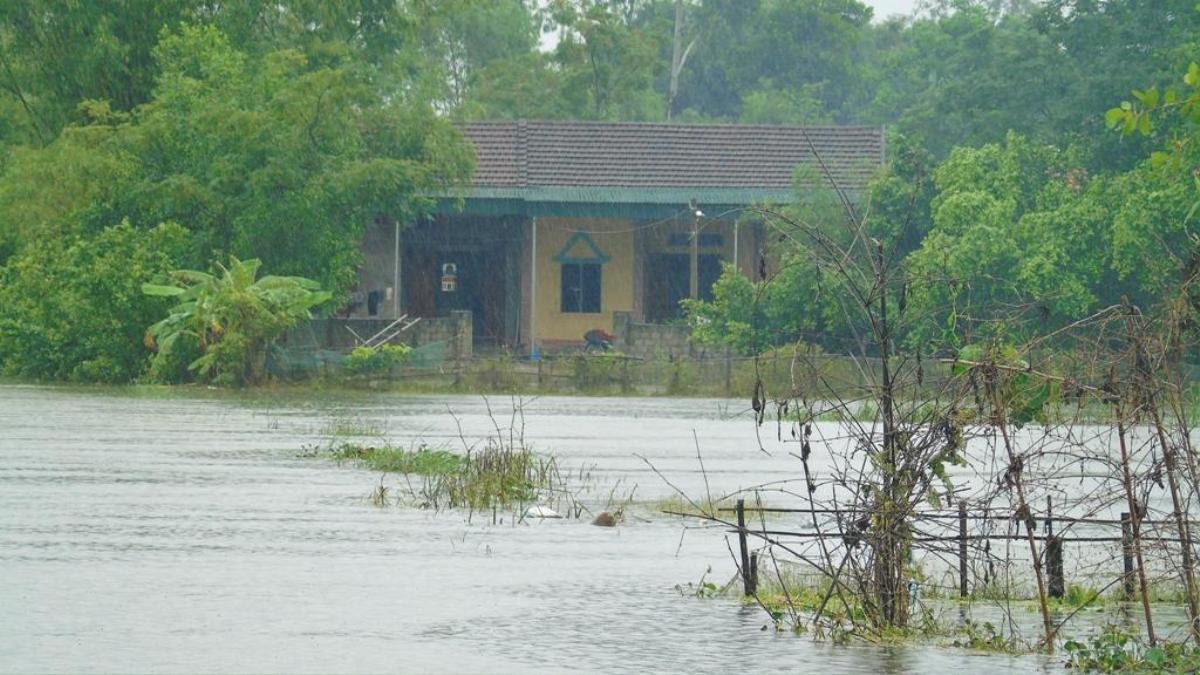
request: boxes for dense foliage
[0,221,188,382]
[3,0,1200,377]
[0,3,472,382]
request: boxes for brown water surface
[0,386,1051,673]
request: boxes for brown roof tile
[460,120,884,192]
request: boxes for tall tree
[672,0,872,122]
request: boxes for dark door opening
[644,253,722,323]
[404,247,509,346]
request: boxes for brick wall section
[611,310,728,360]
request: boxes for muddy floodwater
[0,385,1052,673]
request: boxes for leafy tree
[738,82,832,125]
[862,6,1066,157]
[143,256,331,385]
[904,133,1114,345]
[461,52,572,119]
[0,24,472,294]
[0,0,443,145]
[1032,0,1200,168]
[549,0,668,119]
[0,221,189,382]
[1106,57,1200,298]
[672,0,872,122]
[414,0,541,111]
[0,0,196,144]
[687,249,848,354]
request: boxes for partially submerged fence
[671,498,1199,602]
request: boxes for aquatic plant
[320,414,385,438]
[333,443,462,475]
[326,399,588,519]
[1064,625,1200,672]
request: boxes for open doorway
[396,215,523,348]
[403,246,510,347]
[643,252,721,322]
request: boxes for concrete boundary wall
[300,311,473,358]
[611,310,728,360]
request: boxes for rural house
[346,121,885,354]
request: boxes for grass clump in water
[420,442,543,511]
[333,443,462,475]
[331,439,575,514]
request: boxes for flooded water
[0,385,1057,673]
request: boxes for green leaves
[1131,87,1159,109]
[0,21,471,306]
[144,255,330,385]
[1009,381,1054,429]
[1104,102,1152,136]
[0,221,188,382]
[140,284,186,297]
[1104,107,1126,131]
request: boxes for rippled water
[0,385,1052,673]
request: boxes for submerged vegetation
[332,439,569,514]
[1064,627,1200,672]
[332,443,464,476]
[317,403,589,518]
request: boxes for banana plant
[142,256,330,384]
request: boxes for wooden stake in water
[1046,496,1064,599]
[737,499,754,596]
[958,500,968,598]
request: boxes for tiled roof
[460,120,885,196]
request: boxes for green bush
[665,356,699,395]
[332,443,462,474]
[683,259,824,355]
[0,221,188,382]
[343,344,413,376]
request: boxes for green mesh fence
[269,319,449,378]
[406,340,447,370]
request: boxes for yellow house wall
[534,217,634,344]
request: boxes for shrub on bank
[343,344,413,376]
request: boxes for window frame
[560,262,602,314]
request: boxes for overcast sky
[864,0,920,21]
[538,1,922,52]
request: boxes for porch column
[529,216,538,357]
[392,219,402,317]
